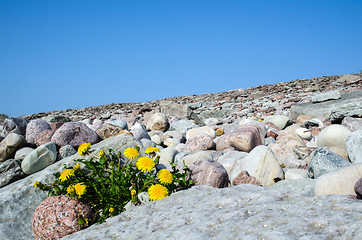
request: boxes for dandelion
[109,207,114,213]
[145,146,160,154]
[78,143,91,155]
[124,147,139,160]
[131,189,137,197]
[67,185,75,195]
[74,182,87,198]
[157,169,173,185]
[148,184,168,201]
[73,163,81,172]
[59,169,75,182]
[33,181,40,188]
[99,149,105,157]
[136,157,155,172]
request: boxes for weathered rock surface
[0,159,26,188]
[0,117,29,138]
[146,112,169,132]
[25,119,51,145]
[0,133,26,162]
[189,159,229,188]
[228,124,265,152]
[311,90,341,103]
[346,129,362,164]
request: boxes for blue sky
[1,0,362,117]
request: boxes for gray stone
[0,117,28,138]
[217,150,248,184]
[96,123,124,139]
[180,151,215,166]
[285,168,309,180]
[169,119,197,135]
[311,90,341,103]
[160,101,191,119]
[105,118,128,130]
[21,142,58,175]
[162,130,185,144]
[42,115,71,123]
[0,133,26,162]
[308,147,351,179]
[25,119,51,144]
[158,146,178,169]
[355,178,362,199]
[189,159,229,188]
[59,145,77,159]
[342,117,362,132]
[130,122,150,140]
[14,147,35,161]
[51,122,101,148]
[0,159,26,188]
[62,180,362,240]
[346,130,362,164]
[146,113,169,132]
[140,138,156,148]
[290,90,362,121]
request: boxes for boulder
[315,163,362,195]
[186,133,215,151]
[0,159,26,188]
[59,145,77,159]
[0,133,26,162]
[160,101,191,119]
[346,130,362,164]
[342,117,362,132]
[232,170,261,186]
[130,122,151,140]
[25,119,51,145]
[217,150,248,184]
[186,126,216,140]
[51,122,101,148]
[105,118,128,130]
[311,90,341,103]
[308,147,351,179]
[228,125,265,152]
[263,115,290,130]
[169,119,197,135]
[21,142,58,175]
[146,113,169,132]
[189,159,229,188]
[14,147,35,161]
[317,124,351,151]
[285,169,309,180]
[96,123,124,139]
[0,117,28,138]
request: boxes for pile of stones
[0,73,361,239]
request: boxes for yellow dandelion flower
[131,189,137,197]
[99,149,105,157]
[124,147,139,160]
[59,169,75,182]
[33,181,40,188]
[74,182,87,198]
[148,184,168,201]
[145,146,160,154]
[78,143,91,155]
[136,156,155,172]
[157,169,173,185]
[109,207,114,213]
[67,185,75,195]
[73,163,81,172]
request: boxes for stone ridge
[22,73,362,122]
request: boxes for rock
[83,119,104,132]
[150,134,162,145]
[105,118,128,130]
[296,115,313,125]
[217,150,248,184]
[32,195,93,240]
[337,74,360,83]
[14,147,35,161]
[263,115,290,130]
[169,119,197,135]
[290,90,362,121]
[232,170,261,186]
[160,101,191,119]
[59,145,77,159]
[162,131,185,144]
[355,178,362,199]
[215,133,233,151]
[158,146,178,169]
[315,163,362,195]
[0,159,26,188]
[189,159,229,188]
[285,169,309,180]
[140,138,156,149]
[186,126,216,140]
[129,122,150,140]
[228,124,265,152]
[34,128,57,146]
[303,118,324,128]
[179,151,215,166]
[238,145,284,187]
[294,127,311,140]
[146,113,169,132]
[215,128,224,136]
[317,124,351,155]
[21,142,58,175]
[308,147,351,179]
[186,133,215,151]
[269,143,306,168]
[51,122,101,148]
[346,129,362,164]
[0,133,26,162]
[25,119,51,144]
[0,134,143,240]
[0,117,28,138]
[311,90,341,103]
[42,115,71,123]
[342,117,362,132]
[96,123,124,139]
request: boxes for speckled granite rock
[62,181,362,240]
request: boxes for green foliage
[34,146,194,225]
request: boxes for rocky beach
[0,73,361,240]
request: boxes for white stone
[262,115,290,130]
[146,113,169,132]
[186,126,216,140]
[346,129,362,164]
[21,142,57,175]
[294,127,311,140]
[317,124,351,151]
[150,134,162,145]
[285,169,309,180]
[315,163,362,195]
[14,147,35,161]
[182,151,214,166]
[159,146,178,169]
[217,150,248,184]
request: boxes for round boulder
[146,113,169,132]
[26,119,51,144]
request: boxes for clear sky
[1,0,362,117]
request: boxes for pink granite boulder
[186,133,215,151]
[228,125,265,152]
[189,159,229,188]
